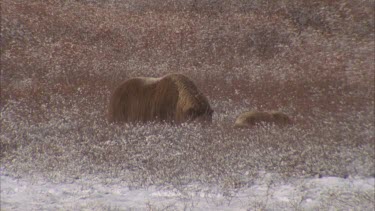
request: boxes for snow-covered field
[2,171,374,210]
[2,1,374,210]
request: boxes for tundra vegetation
[1,0,374,209]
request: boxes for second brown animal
[234,111,292,128]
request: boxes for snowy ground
[2,1,374,210]
[2,171,374,210]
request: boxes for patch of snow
[1,171,374,210]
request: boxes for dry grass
[1,0,374,205]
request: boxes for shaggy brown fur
[108,73,213,124]
[234,111,292,128]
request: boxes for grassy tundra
[1,0,374,209]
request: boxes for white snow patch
[1,171,374,210]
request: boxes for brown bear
[234,111,292,128]
[108,73,213,124]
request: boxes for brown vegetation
[108,73,213,123]
[1,1,374,207]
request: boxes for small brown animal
[234,111,292,128]
[108,73,213,124]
